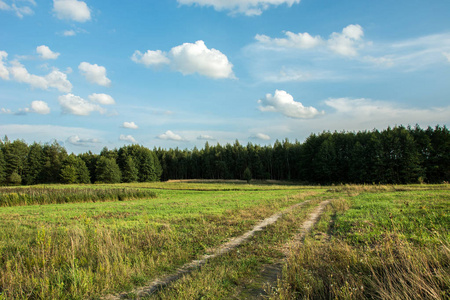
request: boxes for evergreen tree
[41,141,67,183]
[23,143,44,185]
[0,147,5,184]
[243,167,252,183]
[96,156,121,183]
[121,156,138,182]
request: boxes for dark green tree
[96,156,121,183]
[243,167,252,183]
[23,143,44,185]
[121,156,138,182]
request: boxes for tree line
[1,125,449,185]
[154,125,449,184]
[0,141,162,185]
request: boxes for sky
[1,0,449,153]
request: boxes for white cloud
[131,50,170,67]
[53,0,90,22]
[443,52,450,63]
[9,60,72,92]
[157,130,186,141]
[78,62,111,86]
[58,93,105,116]
[170,40,234,79]
[177,0,300,16]
[67,135,100,146]
[119,134,137,143]
[197,134,215,140]
[88,93,115,105]
[63,29,76,36]
[0,50,9,80]
[0,0,35,18]
[255,24,365,57]
[255,31,323,49]
[133,40,235,79]
[328,24,364,56]
[258,90,323,119]
[36,45,60,60]
[31,100,51,114]
[250,133,271,140]
[122,121,138,129]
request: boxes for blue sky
[1,0,449,153]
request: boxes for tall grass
[0,187,156,207]
[268,190,450,300]
[0,184,320,299]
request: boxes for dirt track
[103,200,330,300]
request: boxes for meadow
[0,182,448,299]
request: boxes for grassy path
[103,200,321,299]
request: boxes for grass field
[0,182,448,299]
[0,182,323,299]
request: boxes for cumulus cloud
[157,130,186,141]
[58,93,105,116]
[18,100,51,114]
[131,50,170,67]
[250,133,271,140]
[122,121,138,129]
[0,0,35,18]
[133,40,235,79]
[78,62,111,86]
[328,24,364,56]
[36,45,60,60]
[88,93,115,105]
[255,31,323,49]
[177,0,300,16]
[119,134,137,143]
[67,135,100,146]
[0,50,9,80]
[258,90,323,119]
[9,61,72,92]
[53,0,90,22]
[30,100,51,114]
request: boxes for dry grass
[268,189,450,300]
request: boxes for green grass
[2,183,448,299]
[0,182,324,299]
[0,186,156,207]
[269,185,450,300]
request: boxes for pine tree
[96,156,121,183]
[122,156,138,182]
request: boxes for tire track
[102,200,312,300]
[247,200,330,299]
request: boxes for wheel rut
[245,200,330,299]
[102,200,330,300]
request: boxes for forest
[1,125,449,185]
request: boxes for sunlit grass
[0,182,323,299]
